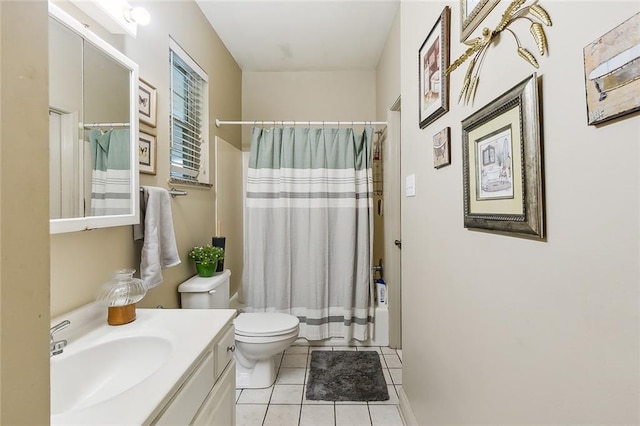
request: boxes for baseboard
[398,386,418,426]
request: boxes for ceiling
[195,1,399,72]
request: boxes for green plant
[188,244,224,266]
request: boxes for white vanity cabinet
[152,322,236,426]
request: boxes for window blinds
[169,47,206,181]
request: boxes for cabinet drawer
[214,325,235,379]
[153,350,214,425]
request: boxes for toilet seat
[234,313,299,338]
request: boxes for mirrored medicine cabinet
[49,2,139,234]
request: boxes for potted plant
[188,244,225,277]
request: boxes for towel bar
[139,187,188,198]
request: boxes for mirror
[49,3,139,233]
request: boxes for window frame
[169,37,211,186]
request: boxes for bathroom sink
[50,306,236,425]
[51,335,172,415]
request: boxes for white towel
[134,186,181,288]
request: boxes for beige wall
[400,1,639,423]
[0,2,51,424]
[376,9,401,122]
[242,71,377,148]
[50,0,242,317]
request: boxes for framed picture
[461,73,544,239]
[460,0,500,42]
[433,127,451,168]
[138,78,157,127]
[138,131,157,175]
[583,12,640,125]
[419,6,450,129]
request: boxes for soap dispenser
[97,269,148,325]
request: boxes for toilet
[178,270,300,389]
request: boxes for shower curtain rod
[215,119,387,127]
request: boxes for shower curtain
[89,129,131,216]
[243,127,374,341]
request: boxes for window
[169,38,209,184]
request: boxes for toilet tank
[178,269,231,309]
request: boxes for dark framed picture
[462,73,545,239]
[418,6,450,129]
[433,127,451,168]
[139,131,157,175]
[138,78,157,127]
[460,0,500,42]
[583,12,640,125]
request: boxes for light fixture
[124,6,150,26]
[67,0,150,37]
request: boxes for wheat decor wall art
[446,0,552,105]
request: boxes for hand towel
[134,186,181,288]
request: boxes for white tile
[382,368,392,385]
[335,399,367,405]
[303,385,334,405]
[309,346,333,351]
[286,345,310,355]
[335,405,371,426]
[270,384,304,404]
[333,346,357,351]
[380,347,397,355]
[357,346,382,353]
[282,354,308,368]
[263,404,300,426]
[236,404,267,426]
[369,405,404,426]
[237,386,273,404]
[368,385,398,406]
[388,368,402,385]
[276,367,307,384]
[382,354,402,369]
[300,404,336,426]
[236,389,242,402]
[396,349,402,361]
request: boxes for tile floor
[235,346,404,426]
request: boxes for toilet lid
[234,313,299,337]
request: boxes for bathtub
[229,293,389,347]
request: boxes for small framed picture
[419,6,450,129]
[138,78,157,127]
[433,127,451,169]
[583,12,640,125]
[139,131,157,175]
[462,73,544,239]
[460,0,500,42]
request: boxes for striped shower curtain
[89,129,131,216]
[243,127,374,341]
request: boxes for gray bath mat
[305,351,389,401]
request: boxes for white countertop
[50,306,236,425]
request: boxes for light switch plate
[406,174,416,197]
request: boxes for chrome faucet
[50,320,70,357]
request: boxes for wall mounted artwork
[583,12,640,125]
[139,131,157,175]
[447,0,552,105]
[460,0,500,42]
[138,78,157,127]
[461,73,544,239]
[433,127,451,168]
[419,6,450,129]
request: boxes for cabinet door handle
[227,345,235,352]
